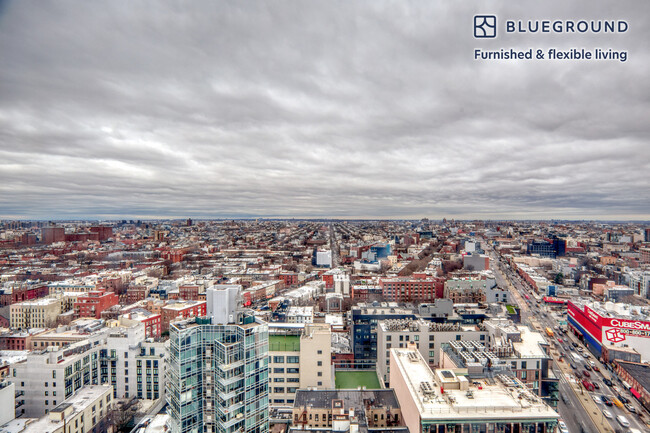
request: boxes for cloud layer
[1,1,649,220]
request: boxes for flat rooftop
[294,389,398,409]
[269,335,300,351]
[335,370,382,390]
[391,348,558,422]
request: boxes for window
[521,361,527,369]
[429,343,434,349]
[456,335,461,341]
[480,334,485,341]
[317,371,322,377]
[287,356,299,363]
[317,350,322,355]
[317,381,322,386]
[399,335,403,341]
[429,335,434,341]
[287,378,299,382]
[273,356,285,364]
[317,361,322,366]
[414,335,419,341]
[386,336,391,342]
[274,387,285,393]
[429,351,435,358]
[274,378,284,382]
[45,391,49,396]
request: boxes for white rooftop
[391,348,558,422]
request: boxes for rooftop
[390,348,558,422]
[335,370,382,390]
[294,389,398,409]
[617,361,650,393]
[269,335,300,351]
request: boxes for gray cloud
[0,0,649,220]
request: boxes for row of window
[272,356,299,363]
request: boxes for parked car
[593,381,600,390]
[612,397,624,408]
[583,370,591,378]
[601,395,613,406]
[582,380,595,391]
[584,364,592,371]
[618,394,630,404]
[558,420,569,433]
[625,403,637,414]
[592,366,600,372]
[572,342,579,347]
[603,378,613,386]
[570,363,577,370]
[603,409,613,419]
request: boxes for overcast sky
[0,1,649,220]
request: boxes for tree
[554,273,564,284]
[107,398,141,433]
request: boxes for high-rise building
[166,285,269,433]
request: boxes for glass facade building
[167,315,269,433]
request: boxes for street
[488,247,649,433]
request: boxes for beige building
[269,323,334,406]
[389,346,559,433]
[10,297,62,329]
[19,385,113,433]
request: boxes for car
[593,382,600,390]
[572,342,579,348]
[570,363,577,370]
[618,394,630,404]
[582,380,595,391]
[583,370,591,378]
[603,378,613,386]
[592,395,602,404]
[592,366,600,372]
[601,395,612,406]
[584,364,592,371]
[589,360,596,367]
[625,403,637,413]
[582,352,590,358]
[616,415,630,427]
[558,420,569,433]
[603,409,613,419]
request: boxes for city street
[488,248,649,433]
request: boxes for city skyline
[1,1,649,220]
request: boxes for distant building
[41,227,65,244]
[74,290,119,319]
[160,300,206,332]
[10,297,62,329]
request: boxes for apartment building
[290,389,407,432]
[74,291,119,319]
[161,300,206,332]
[376,319,487,385]
[166,285,269,433]
[389,346,559,433]
[18,385,113,433]
[10,297,62,329]
[11,319,166,417]
[269,323,333,406]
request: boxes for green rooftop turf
[335,371,381,389]
[269,335,300,351]
[506,305,517,314]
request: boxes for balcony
[216,359,244,371]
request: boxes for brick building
[74,290,119,319]
[161,300,207,332]
[379,274,444,302]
